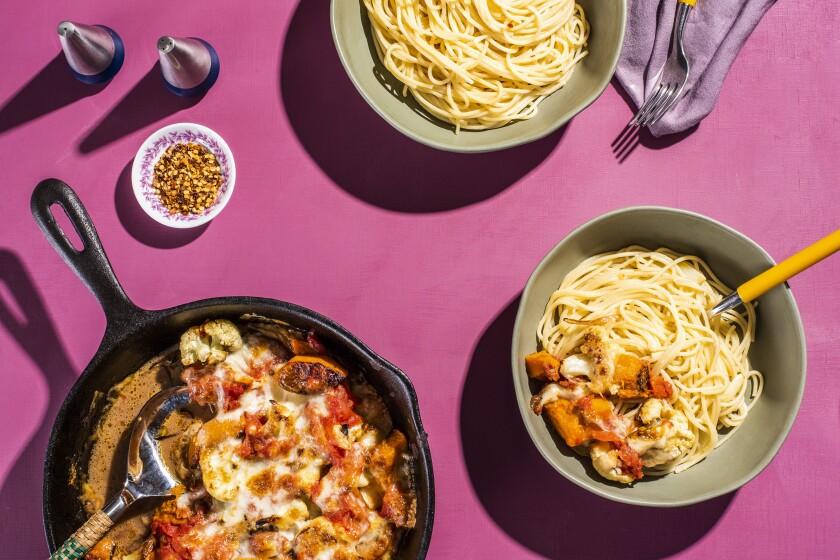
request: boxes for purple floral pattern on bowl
[132,124,235,228]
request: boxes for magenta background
[1,1,838,559]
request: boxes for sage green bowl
[512,207,806,507]
[331,0,627,153]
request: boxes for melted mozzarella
[560,353,595,379]
[627,433,668,455]
[590,409,631,439]
[535,382,587,410]
[178,335,402,559]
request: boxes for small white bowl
[132,123,235,228]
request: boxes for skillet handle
[30,178,143,327]
[47,510,113,560]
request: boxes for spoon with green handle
[48,386,191,560]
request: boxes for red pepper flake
[153,142,222,215]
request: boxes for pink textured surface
[1,2,838,559]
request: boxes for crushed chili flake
[153,142,222,215]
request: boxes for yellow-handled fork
[629,0,697,128]
[709,228,840,317]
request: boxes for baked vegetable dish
[83,319,416,560]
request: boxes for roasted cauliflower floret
[627,399,695,467]
[294,517,341,559]
[356,513,396,559]
[579,326,621,394]
[589,441,636,484]
[180,319,243,365]
[639,398,666,425]
[570,327,672,399]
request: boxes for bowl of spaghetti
[331,0,626,152]
[512,207,806,506]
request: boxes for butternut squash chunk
[273,355,347,394]
[525,351,561,381]
[544,399,592,447]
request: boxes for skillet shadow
[78,63,203,154]
[609,78,699,163]
[459,298,734,560]
[0,250,77,557]
[114,159,209,248]
[0,53,107,136]
[280,0,565,214]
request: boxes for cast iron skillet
[32,178,434,557]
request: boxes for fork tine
[631,84,665,125]
[639,83,675,125]
[647,86,682,126]
[642,84,677,126]
[638,83,674,126]
[628,0,694,129]
[639,83,676,127]
[629,84,665,126]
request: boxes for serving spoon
[48,386,192,560]
[710,228,840,317]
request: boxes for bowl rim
[511,205,807,507]
[330,0,628,153]
[131,122,236,229]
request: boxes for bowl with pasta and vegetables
[512,207,806,506]
[331,0,626,152]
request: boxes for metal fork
[629,0,695,128]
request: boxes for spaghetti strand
[363,0,589,132]
[537,247,764,475]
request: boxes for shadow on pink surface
[113,159,209,248]
[280,0,565,214]
[0,249,76,557]
[609,78,699,163]
[460,299,734,559]
[78,63,203,154]
[0,53,107,137]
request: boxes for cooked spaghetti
[527,247,763,482]
[363,0,589,132]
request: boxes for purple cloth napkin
[615,0,776,137]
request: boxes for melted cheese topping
[535,382,587,410]
[149,332,411,560]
